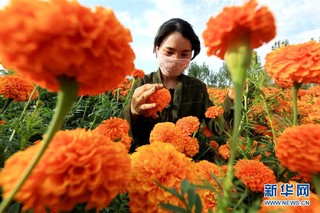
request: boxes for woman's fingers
[131,83,163,116]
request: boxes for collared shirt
[121,69,233,152]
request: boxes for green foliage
[207,63,232,88]
[156,179,203,213]
[187,62,210,84]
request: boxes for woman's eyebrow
[164,47,192,52]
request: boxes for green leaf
[7,202,21,213]
[187,188,196,209]
[181,179,191,196]
[155,181,184,201]
[159,203,190,213]
[195,194,203,213]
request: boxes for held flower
[0,129,131,212]
[142,88,171,119]
[0,0,135,96]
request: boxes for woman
[122,18,234,152]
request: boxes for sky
[0,0,319,74]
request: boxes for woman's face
[156,32,192,77]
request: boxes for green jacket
[121,69,233,151]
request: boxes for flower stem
[292,82,302,126]
[0,98,13,115]
[217,37,251,212]
[0,77,78,213]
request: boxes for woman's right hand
[130,83,164,116]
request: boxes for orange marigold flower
[253,124,268,135]
[0,0,135,96]
[202,0,276,59]
[275,124,320,177]
[0,74,38,102]
[131,68,145,79]
[265,41,320,84]
[234,159,276,192]
[205,106,224,119]
[0,129,131,212]
[143,88,171,119]
[175,116,200,136]
[209,140,219,151]
[218,143,230,160]
[150,122,199,157]
[127,142,195,213]
[193,160,223,213]
[93,117,132,151]
[201,125,215,138]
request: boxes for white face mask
[157,52,191,77]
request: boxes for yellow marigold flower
[234,159,276,192]
[175,116,200,136]
[265,41,320,84]
[127,142,195,213]
[0,0,135,96]
[275,124,320,177]
[202,0,276,59]
[0,129,131,212]
[143,88,171,119]
[131,68,145,79]
[205,106,224,119]
[93,117,132,151]
[0,74,38,102]
[150,122,199,157]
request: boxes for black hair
[153,18,201,60]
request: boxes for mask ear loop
[155,46,160,58]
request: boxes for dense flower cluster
[127,142,195,213]
[93,117,132,151]
[175,116,200,136]
[205,106,224,119]
[131,68,145,79]
[0,129,131,212]
[234,159,276,192]
[193,160,224,212]
[0,0,135,95]
[0,74,38,102]
[275,124,320,177]
[150,122,199,157]
[202,0,276,59]
[143,88,171,118]
[265,41,320,84]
